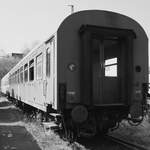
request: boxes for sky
[0,0,149,54]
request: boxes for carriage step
[49,113,61,118]
[43,122,59,130]
[49,113,62,123]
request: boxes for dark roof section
[79,24,136,39]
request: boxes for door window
[46,38,54,77]
[104,57,117,77]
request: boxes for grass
[22,113,150,150]
[23,116,72,150]
[3,96,150,150]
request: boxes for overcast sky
[0,0,149,53]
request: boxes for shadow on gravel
[0,96,23,123]
[0,125,41,150]
[0,101,12,107]
[71,135,123,150]
[0,96,41,150]
[0,108,23,122]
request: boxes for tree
[0,56,20,80]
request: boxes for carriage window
[9,75,12,85]
[24,63,28,82]
[36,53,42,80]
[11,75,13,85]
[46,38,54,77]
[17,70,18,83]
[16,71,17,84]
[15,71,17,84]
[12,74,14,84]
[11,75,12,85]
[15,72,17,84]
[46,47,51,77]
[17,69,20,83]
[14,73,16,83]
[14,72,15,84]
[14,72,16,84]
[104,57,117,77]
[13,73,15,84]
[11,76,12,85]
[9,75,11,85]
[20,67,23,83]
[29,59,34,81]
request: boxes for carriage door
[45,38,54,106]
[93,38,123,105]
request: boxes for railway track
[3,94,149,150]
[35,118,150,150]
[105,134,148,150]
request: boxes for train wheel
[62,128,77,143]
[60,116,77,142]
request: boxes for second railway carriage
[1,10,149,136]
[5,39,57,111]
[1,73,9,95]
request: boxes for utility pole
[68,5,74,14]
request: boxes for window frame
[36,53,43,80]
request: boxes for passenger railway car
[1,73,9,95]
[1,10,149,136]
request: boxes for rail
[105,134,148,150]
